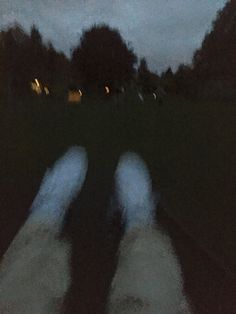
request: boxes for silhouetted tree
[137,58,160,93]
[0,25,24,99]
[44,42,57,87]
[174,64,195,96]
[192,0,236,98]
[138,58,149,82]
[0,23,70,101]
[45,45,70,98]
[161,67,176,93]
[71,24,137,92]
[28,25,45,81]
[0,24,44,99]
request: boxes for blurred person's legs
[108,152,191,314]
[0,148,192,313]
[0,146,87,314]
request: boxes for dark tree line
[71,25,162,96]
[193,0,236,81]
[2,1,236,104]
[71,24,137,93]
[192,0,236,99]
[137,58,160,93]
[0,23,69,102]
[162,0,236,99]
[0,22,163,103]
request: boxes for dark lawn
[0,94,235,313]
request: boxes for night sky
[0,0,226,72]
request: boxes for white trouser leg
[0,146,88,314]
[108,152,191,314]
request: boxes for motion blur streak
[0,146,88,314]
[108,152,191,314]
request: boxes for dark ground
[0,94,235,313]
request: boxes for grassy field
[1,93,236,274]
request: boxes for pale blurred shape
[0,146,88,314]
[30,81,42,95]
[35,78,40,87]
[29,146,88,233]
[115,152,155,231]
[68,90,82,103]
[105,86,110,94]
[44,86,50,95]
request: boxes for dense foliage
[71,24,137,92]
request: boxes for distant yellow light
[30,81,42,95]
[44,86,50,95]
[35,78,40,87]
[105,86,110,94]
[68,90,82,103]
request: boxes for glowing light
[68,90,82,103]
[44,86,50,95]
[105,86,110,94]
[35,78,40,87]
[30,81,42,95]
[153,92,157,100]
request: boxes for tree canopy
[193,0,236,82]
[137,57,160,92]
[0,23,69,100]
[71,24,137,91]
[164,0,236,99]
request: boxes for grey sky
[0,0,227,73]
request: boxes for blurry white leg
[108,152,191,314]
[28,146,88,234]
[0,146,88,314]
[138,92,144,102]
